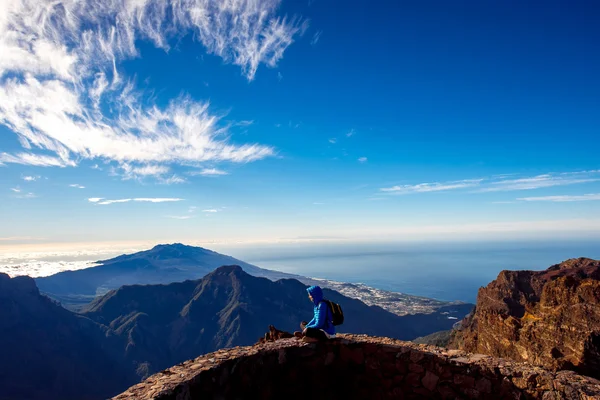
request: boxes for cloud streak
[381,171,600,195]
[88,197,183,205]
[381,179,482,194]
[0,0,304,179]
[189,168,229,176]
[517,194,600,202]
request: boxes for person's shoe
[293,331,303,339]
[302,336,319,343]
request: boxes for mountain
[35,243,471,317]
[0,273,136,400]
[35,243,300,309]
[82,265,473,378]
[1,264,471,400]
[450,258,600,379]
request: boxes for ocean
[225,240,600,303]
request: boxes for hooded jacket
[305,286,335,335]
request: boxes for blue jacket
[305,286,335,335]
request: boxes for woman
[295,285,336,342]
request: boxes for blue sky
[1,0,599,249]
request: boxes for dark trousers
[304,327,328,340]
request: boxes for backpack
[323,299,344,326]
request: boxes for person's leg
[303,328,328,341]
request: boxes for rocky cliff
[451,257,600,379]
[113,334,600,400]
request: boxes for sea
[1,240,598,303]
[224,240,600,303]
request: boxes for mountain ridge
[34,243,470,317]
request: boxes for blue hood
[307,285,323,305]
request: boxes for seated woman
[295,285,336,342]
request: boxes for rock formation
[113,334,600,400]
[451,257,600,379]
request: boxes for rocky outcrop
[113,334,600,400]
[451,258,600,379]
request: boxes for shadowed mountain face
[2,265,471,400]
[0,273,136,400]
[35,243,299,309]
[83,265,473,378]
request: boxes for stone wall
[114,334,600,400]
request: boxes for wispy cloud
[10,187,21,193]
[0,153,75,167]
[346,129,355,137]
[15,192,36,199]
[22,175,39,181]
[311,30,323,46]
[166,215,194,220]
[381,179,482,194]
[235,120,254,127]
[88,197,183,205]
[358,157,368,163]
[381,171,600,195]
[202,209,219,213]
[479,173,600,192]
[189,168,229,176]
[69,184,85,189]
[517,194,600,202]
[328,138,337,144]
[0,0,305,179]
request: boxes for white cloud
[22,175,39,181]
[328,138,337,144]
[380,171,600,195]
[381,179,482,194]
[88,197,183,205]
[235,120,254,127]
[346,129,355,137]
[189,168,229,176]
[10,187,21,193]
[166,215,194,220]
[159,175,186,185]
[202,209,218,213]
[69,184,85,189]
[0,0,304,178]
[517,194,600,202]
[0,152,75,167]
[479,173,600,192]
[311,30,323,46]
[15,192,36,199]
[358,157,368,163]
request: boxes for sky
[1,0,600,252]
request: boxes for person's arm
[306,302,327,329]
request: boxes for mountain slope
[83,265,473,378]
[0,273,136,400]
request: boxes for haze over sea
[2,240,597,303]
[230,240,600,303]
